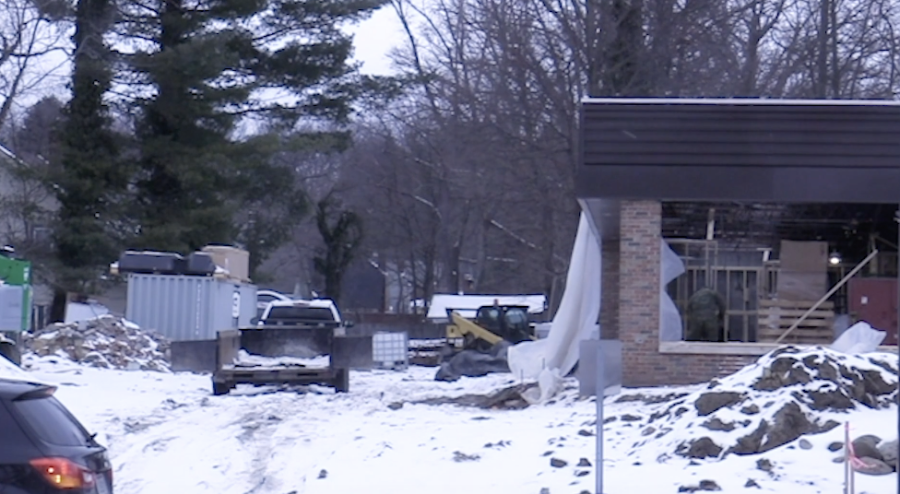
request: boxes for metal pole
[774,249,878,344]
[843,422,849,494]
[595,343,604,494]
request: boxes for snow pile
[23,347,900,494]
[0,353,32,380]
[230,349,329,369]
[24,315,171,372]
[606,346,898,460]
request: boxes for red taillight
[29,457,96,489]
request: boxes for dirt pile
[409,382,538,410]
[24,315,170,372]
[605,346,898,459]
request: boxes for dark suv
[0,379,113,493]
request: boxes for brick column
[619,200,662,387]
[600,239,620,340]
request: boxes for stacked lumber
[757,299,835,345]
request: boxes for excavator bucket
[236,327,375,370]
[240,326,334,359]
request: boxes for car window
[0,401,31,450]
[266,306,335,321]
[13,397,89,447]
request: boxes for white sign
[231,292,241,319]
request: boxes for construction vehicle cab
[446,304,535,351]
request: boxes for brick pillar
[600,239,620,340]
[619,200,662,387]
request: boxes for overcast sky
[352,5,406,76]
[10,3,408,119]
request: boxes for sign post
[595,343,604,494]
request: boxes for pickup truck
[254,299,347,330]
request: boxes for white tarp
[659,240,686,341]
[426,294,546,320]
[507,211,601,402]
[65,302,110,324]
[831,321,886,354]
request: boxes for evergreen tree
[121,0,387,256]
[51,0,123,321]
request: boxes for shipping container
[848,277,898,345]
[126,273,257,341]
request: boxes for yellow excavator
[445,304,537,352]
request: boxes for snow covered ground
[12,348,900,494]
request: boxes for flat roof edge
[581,97,900,106]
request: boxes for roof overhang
[577,98,900,203]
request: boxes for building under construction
[577,98,900,387]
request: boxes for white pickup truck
[255,299,346,330]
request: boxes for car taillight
[29,457,96,489]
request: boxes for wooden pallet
[757,299,835,345]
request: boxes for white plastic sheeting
[831,321,886,354]
[65,302,110,324]
[659,240,686,341]
[507,212,601,403]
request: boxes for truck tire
[333,368,349,393]
[212,379,231,396]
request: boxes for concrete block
[170,339,217,373]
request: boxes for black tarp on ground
[435,341,511,381]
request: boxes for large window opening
[662,202,899,347]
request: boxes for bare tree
[357,0,583,311]
[0,0,68,130]
[340,0,900,315]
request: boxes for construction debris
[412,383,537,410]
[434,341,512,381]
[24,315,171,372]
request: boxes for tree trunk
[49,287,67,323]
